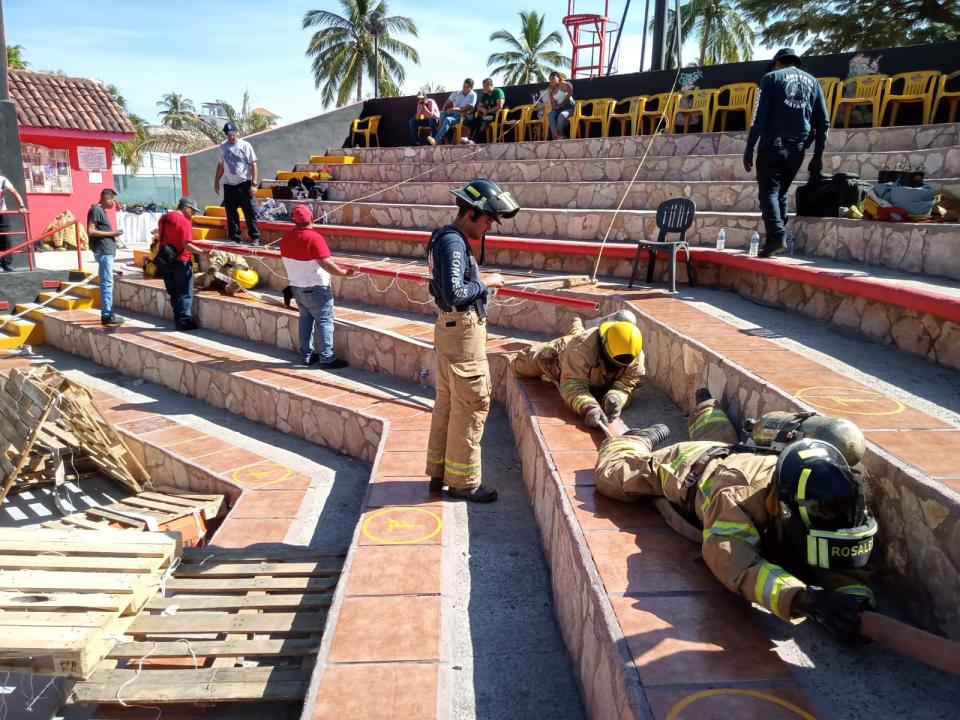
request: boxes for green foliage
[487,11,569,85]
[737,0,959,54]
[420,81,446,94]
[656,0,755,68]
[6,45,28,69]
[156,93,196,130]
[303,0,420,106]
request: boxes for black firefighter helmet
[775,439,877,571]
[450,179,520,222]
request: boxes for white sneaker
[425,136,436,146]
[460,137,475,145]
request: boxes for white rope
[0,276,94,331]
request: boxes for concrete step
[35,290,92,311]
[322,121,960,163]
[315,177,960,214]
[66,283,101,303]
[0,315,37,349]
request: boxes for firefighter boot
[624,423,670,450]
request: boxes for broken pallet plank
[129,611,327,635]
[164,576,338,593]
[106,638,321,659]
[145,592,333,612]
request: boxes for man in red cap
[279,204,356,368]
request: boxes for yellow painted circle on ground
[362,506,442,545]
[231,461,295,487]
[795,386,906,417]
[666,688,816,720]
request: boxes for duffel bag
[796,172,872,217]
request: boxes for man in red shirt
[280,204,356,368]
[156,197,207,331]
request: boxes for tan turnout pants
[425,310,491,489]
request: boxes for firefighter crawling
[596,388,878,640]
[513,312,645,429]
[195,250,259,296]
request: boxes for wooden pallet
[0,527,181,678]
[67,545,346,707]
[0,365,146,504]
[41,491,226,546]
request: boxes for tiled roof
[8,69,136,135]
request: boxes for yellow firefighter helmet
[231,266,259,290]
[599,321,643,367]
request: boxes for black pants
[756,144,805,247]
[223,181,260,243]
[471,113,495,143]
[0,215,13,271]
[162,260,194,325]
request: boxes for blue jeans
[94,252,115,317]
[292,285,334,363]
[162,260,194,324]
[756,144,805,246]
[548,108,572,138]
[434,111,462,141]
[409,116,438,144]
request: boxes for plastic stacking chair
[831,74,888,128]
[628,198,697,293]
[523,105,550,141]
[674,89,719,133]
[879,71,941,126]
[710,83,757,132]
[608,96,645,136]
[816,77,843,120]
[637,92,680,134]
[932,70,960,123]
[570,98,616,139]
[350,115,381,147]
[493,106,526,142]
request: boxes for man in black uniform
[743,48,829,257]
[424,179,518,503]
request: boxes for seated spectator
[470,78,505,144]
[279,204,357,369]
[427,78,477,146]
[409,91,440,146]
[546,72,575,140]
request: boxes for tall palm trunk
[699,15,711,66]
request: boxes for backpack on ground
[795,172,872,218]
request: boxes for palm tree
[658,0,755,68]
[6,45,28,69]
[156,93,196,130]
[303,0,419,107]
[487,11,569,86]
[420,81,446,94]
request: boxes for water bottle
[748,231,760,257]
[786,234,796,255]
[419,369,429,387]
[715,228,726,251]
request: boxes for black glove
[808,156,823,176]
[583,406,609,429]
[742,150,753,173]
[602,394,624,421]
[797,587,865,642]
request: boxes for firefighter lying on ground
[513,310,645,429]
[194,250,259,295]
[595,388,878,640]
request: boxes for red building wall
[19,129,118,236]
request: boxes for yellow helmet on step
[599,321,642,367]
[231,267,259,290]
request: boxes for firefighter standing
[424,179,519,503]
[513,317,644,428]
[595,390,877,640]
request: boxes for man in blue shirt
[743,48,829,257]
[426,79,477,146]
[424,178,518,503]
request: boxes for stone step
[322,121,960,163]
[294,145,960,184]
[35,291,92,312]
[312,177,960,214]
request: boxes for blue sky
[5,0,778,127]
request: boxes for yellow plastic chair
[569,98,616,139]
[350,115,381,147]
[879,71,940,126]
[710,83,757,132]
[608,96,645,136]
[450,114,472,144]
[637,92,679,134]
[522,105,550,141]
[674,89,718,133]
[492,106,527,142]
[831,74,887,128]
[816,77,842,120]
[932,69,960,123]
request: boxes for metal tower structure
[562,1,620,78]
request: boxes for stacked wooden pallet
[41,491,226,546]
[0,527,181,678]
[67,545,345,708]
